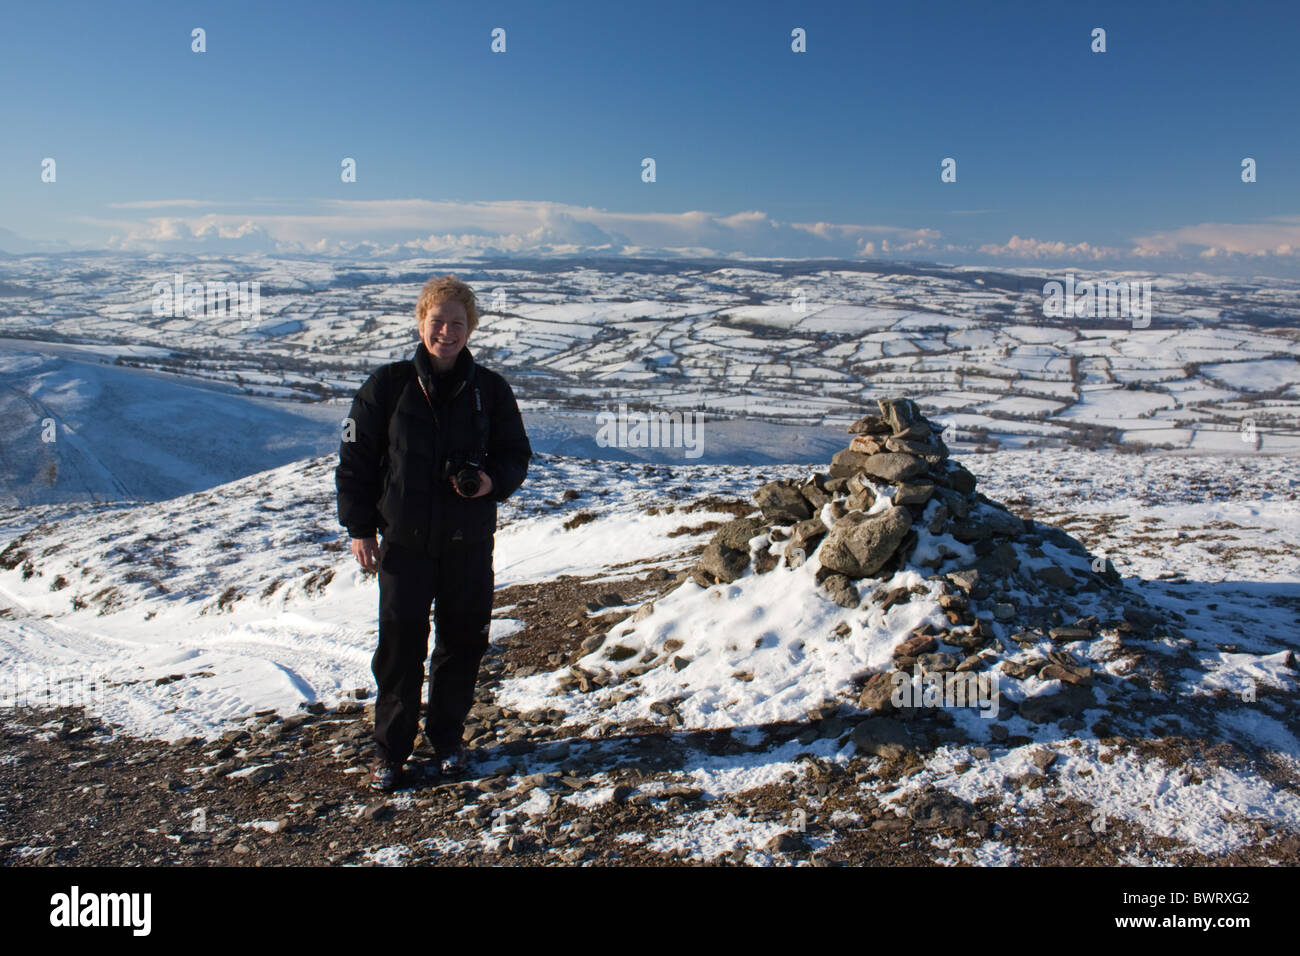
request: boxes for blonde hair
[416,274,479,334]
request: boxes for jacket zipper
[418,371,474,543]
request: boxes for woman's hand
[451,471,494,499]
[351,536,380,572]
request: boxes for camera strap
[471,380,490,462]
[457,362,491,463]
[407,358,490,461]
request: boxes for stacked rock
[689,397,1042,608]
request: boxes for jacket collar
[413,341,476,402]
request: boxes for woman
[336,275,532,791]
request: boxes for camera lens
[456,470,480,496]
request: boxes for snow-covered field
[2,254,1297,510]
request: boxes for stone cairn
[691,397,1016,593]
[681,396,1125,721]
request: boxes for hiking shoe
[368,756,403,793]
[418,728,439,755]
[435,744,469,778]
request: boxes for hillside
[1,427,1297,865]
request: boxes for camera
[444,457,485,497]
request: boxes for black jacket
[335,342,531,553]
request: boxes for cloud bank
[1,198,1294,275]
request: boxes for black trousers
[371,533,494,764]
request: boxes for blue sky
[3,0,1298,272]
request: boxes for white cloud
[1132,219,1300,259]
[974,224,1300,267]
[85,216,278,253]
[33,200,1300,276]
[78,198,942,260]
[976,235,1123,260]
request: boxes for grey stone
[1018,684,1096,724]
[847,414,892,435]
[857,671,897,713]
[895,420,933,440]
[877,397,923,433]
[611,784,635,803]
[871,817,909,833]
[1000,660,1038,680]
[819,506,913,578]
[937,462,977,494]
[699,542,749,583]
[850,436,886,454]
[788,517,828,556]
[799,481,831,510]
[1048,626,1093,641]
[822,573,860,608]
[712,516,767,552]
[947,569,980,592]
[894,481,936,506]
[907,790,978,829]
[951,505,1025,542]
[894,633,938,658]
[846,473,876,494]
[829,449,874,478]
[1039,663,1093,686]
[917,652,959,673]
[845,489,874,512]
[1039,524,1093,560]
[975,542,1020,577]
[851,717,917,760]
[243,763,283,786]
[934,486,970,519]
[885,437,946,458]
[766,832,806,854]
[754,481,813,523]
[860,453,927,483]
[1034,566,1078,591]
[1123,605,1162,633]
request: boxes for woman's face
[421,299,469,369]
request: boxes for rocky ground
[3,401,1296,866]
[4,557,1298,867]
